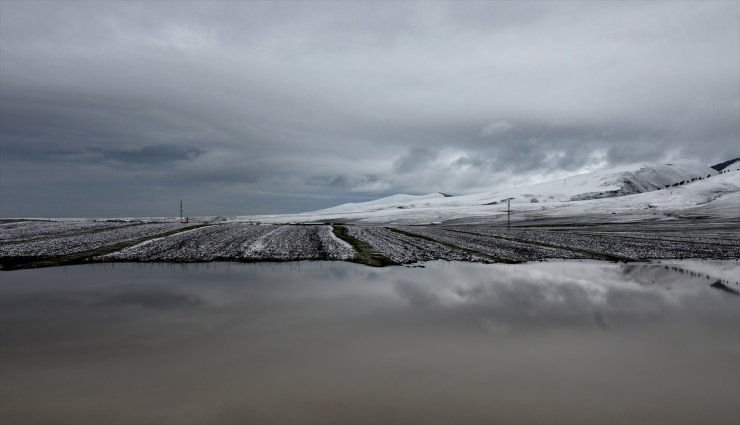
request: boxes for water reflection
[388,261,738,335]
[1,260,738,425]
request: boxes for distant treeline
[711,157,740,172]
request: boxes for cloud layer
[1,1,738,216]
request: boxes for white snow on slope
[317,193,449,214]
[311,160,715,214]
[240,161,737,225]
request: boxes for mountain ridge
[243,158,738,225]
[313,159,718,214]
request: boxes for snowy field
[345,226,481,264]
[1,220,738,269]
[100,224,354,262]
[0,220,131,243]
[395,226,592,262]
[448,226,740,260]
[0,222,189,258]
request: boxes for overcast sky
[1,1,738,217]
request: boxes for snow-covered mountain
[315,192,451,214]
[243,160,738,225]
[316,160,717,214]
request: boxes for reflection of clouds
[3,261,736,331]
[0,260,737,359]
[394,280,440,307]
[0,261,393,323]
[479,318,512,335]
[101,290,202,309]
[391,265,622,332]
[0,288,205,320]
[391,262,737,330]
[392,266,610,310]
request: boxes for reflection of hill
[710,281,740,296]
[621,262,740,293]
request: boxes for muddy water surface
[1,260,738,425]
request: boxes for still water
[1,261,738,425]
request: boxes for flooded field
[1,260,739,425]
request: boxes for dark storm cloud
[1,1,738,216]
[306,175,351,188]
[93,146,204,166]
[470,121,670,172]
[394,147,438,174]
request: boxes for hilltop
[245,159,738,225]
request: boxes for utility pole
[180,200,183,221]
[507,199,511,231]
[501,197,514,231]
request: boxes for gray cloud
[1,1,738,216]
[93,146,204,166]
[394,147,438,174]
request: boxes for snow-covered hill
[317,193,450,214]
[243,160,738,225]
[314,160,717,214]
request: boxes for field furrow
[104,224,274,261]
[106,224,354,262]
[572,232,740,259]
[0,221,131,243]
[399,227,591,262]
[453,226,740,260]
[244,225,354,261]
[346,226,481,264]
[0,223,190,258]
[584,231,740,247]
